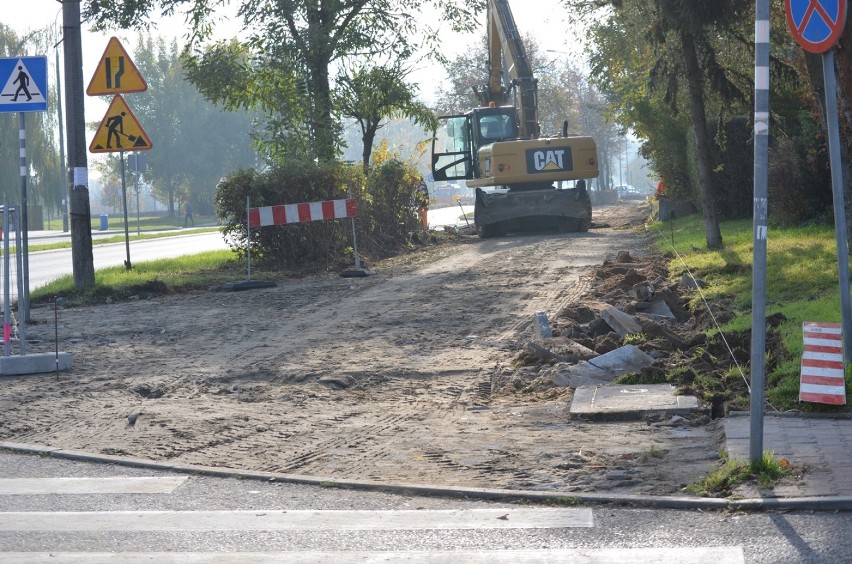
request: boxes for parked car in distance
[614,184,646,200]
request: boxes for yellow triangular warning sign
[89,95,152,154]
[86,37,147,96]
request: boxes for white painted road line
[0,547,746,563]
[0,476,188,495]
[0,508,593,532]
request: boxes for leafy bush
[214,155,424,271]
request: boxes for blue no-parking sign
[0,56,48,113]
[786,0,847,54]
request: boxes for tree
[335,64,436,174]
[128,36,257,216]
[84,0,484,164]
[572,0,753,248]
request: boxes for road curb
[3,441,852,512]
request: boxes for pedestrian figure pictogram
[90,95,152,154]
[12,66,32,101]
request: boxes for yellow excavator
[431,0,599,238]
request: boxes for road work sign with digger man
[90,94,152,153]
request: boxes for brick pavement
[724,414,852,498]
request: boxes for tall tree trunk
[306,6,336,163]
[681,30,723,249]
[362,125,377,175]
[310,61,336,163]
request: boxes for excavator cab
[431,106,519,182]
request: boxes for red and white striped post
[799,322,846,405]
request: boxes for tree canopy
[85,0,485,163]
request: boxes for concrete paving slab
[553,345,654,388]
[569,384,700,421]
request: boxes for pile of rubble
[494,251,788,418]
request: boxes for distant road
[24,232,229,290]
[18,211,464,293]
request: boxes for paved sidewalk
[724,414,852,498]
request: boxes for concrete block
[552,345,654,388]
[0,352,72,376]
[534,311,552,339]
[600,306,642,337]
[569,384,700,421]
[648,300,676,319]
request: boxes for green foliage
[652,211,852,411]
[214,154,424,270]
[214,161,357,270]
[129,37,258,216]
[623,333,647,345]
[686,450,789,496]
[90,0,483,163]
[335,64,437,172]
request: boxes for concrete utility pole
[62,0,95,288]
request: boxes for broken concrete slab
[568,384,701,421]
[600,306,642,337]
[552,344,655,388]
[526,337,597,364]
[648,300,676,319]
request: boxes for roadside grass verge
[30,250,254,306]
[650,212,850,412]
[686,450,791,497]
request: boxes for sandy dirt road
[0,201,721,495]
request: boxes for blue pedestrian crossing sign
[0,56,48,113]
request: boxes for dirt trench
[0,201,722,496]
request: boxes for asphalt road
[0,450,849,562]
[19,231,229,291]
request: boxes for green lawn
[651,212,850,411]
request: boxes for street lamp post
[54,9,68,233]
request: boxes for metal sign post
[0,56,49,326]
[750,0,771,463]
[119,153,131,270]
[785,0,852,358]
[246,196,252,281]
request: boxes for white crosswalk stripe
[0,547,746,563]
[0,507,592,531]
[0,477,187,495]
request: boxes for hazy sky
[5,0,584,152]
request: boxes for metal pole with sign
[0,56,48,330]
[750,0,771,463]
[785,0,851,357]
[87,38,151,270]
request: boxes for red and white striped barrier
[248,198,357,228]
[799,321,846,405]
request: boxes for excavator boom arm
[484,0,539,138]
